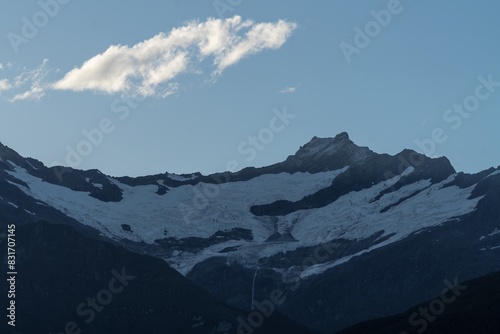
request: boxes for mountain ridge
[1,133,499,333]
[0,132,462,179]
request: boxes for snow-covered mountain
[1,132,500,333]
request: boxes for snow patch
[7,163,346,245]
[488,228,500,237]
[26,160,38,170]
[296,173,482,278]
[487,169,500,178]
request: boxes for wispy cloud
[0,63,13,71]
[0,64,9,93]
[52,16,297,97]
[0,79,12,92]
[9,59,51,102]
[0,60,52,100]
[10,86,45,102]
[280,86,297,94]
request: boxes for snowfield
[6,162,346,243]
[6,162,484,277]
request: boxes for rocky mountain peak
[283,132,373,172]
[297,132,354,156]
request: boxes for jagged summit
[303,132,351,152]
[282,132,374,173]
[296,132,369,158]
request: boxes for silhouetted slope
[336,271,500,334]
[0,221,318,334]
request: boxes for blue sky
[0,0,499,176]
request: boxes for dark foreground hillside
[337,271,500,334]
[0,221,318,334]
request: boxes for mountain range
[1,132,499,333]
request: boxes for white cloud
[52,16,297,97]
[214,20,297,74]
[0,79,11,91]
[280,86,297,94]
[0,63,3,70]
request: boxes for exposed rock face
[283,132,374,171]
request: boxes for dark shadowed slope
[336,271,500,334]
[0,221,318,334]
